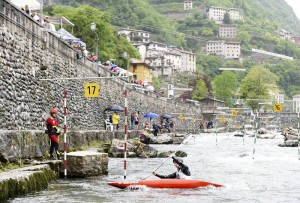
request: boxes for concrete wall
[0,0,201,132]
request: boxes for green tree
[240,66,279,110]
[223,12,232,24]
[192,79,209,101]
[201,29,214,37]
[212,71,238,106]
[51,5,140,63]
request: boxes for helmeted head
[172,156,183,167]
[50,108,58,117]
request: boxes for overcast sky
[285,0,300,19]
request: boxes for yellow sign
[178,114,185,120]
[84,83,99,98]
[273,103,283,113]
[220,115,225,122]
[265,118,269,122]
[231,110,238,117]
[192,119,196,123]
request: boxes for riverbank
[0,163,58,202]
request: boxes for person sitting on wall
[138,128,152,145]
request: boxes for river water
[11,133,300,203]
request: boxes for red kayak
[108,179,223,189]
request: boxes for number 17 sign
[84,83,99,98]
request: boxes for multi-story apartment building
[207,6,243,24]
[184,1,193,10]
[147,41,169,52]
[206,41,241,59]
[219,24,237,38]
[117,28,150,43]
[169,48,196,72]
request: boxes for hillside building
[184,1,193,10]
[219,24,237,38]
[207,6,243,24]
[129,58,153,83]
[206,41,241,59]
[276,29,291,40]
[170,48,196,72]
[117,28,150,43]
[293,94,300,112]
[133,43,147,60]
[291,36,300,46]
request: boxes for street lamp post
[90,22,99,60]
[123,52,130,82]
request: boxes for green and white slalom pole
[252,116,259,159]
[243,122,245,146]
[215,122,218,146]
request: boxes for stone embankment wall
[0,0,201,132]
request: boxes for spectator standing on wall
[24,5,30,15]
[45,108,61,160]
[130,111,136,130]
[112,111,120,131]
[82,47,88,60]
[135,112,139,129]
[152,122,161,136]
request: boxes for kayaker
[152,156,191,179]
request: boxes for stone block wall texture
[0,0,201,131]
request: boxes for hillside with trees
[48,0,300,108]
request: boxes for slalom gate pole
[298,111,300,160]
[63,90,68,178]
[142,134,193,180]
[243,122,245,146]
[215,123,218,146]
[124,87,128,179]
[252,116,258,159]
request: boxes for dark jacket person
[153,156,191,179]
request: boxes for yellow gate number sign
[178,114,185,120]
[274,103,283,112]
[84,83,99,98]
[231,110,238,117]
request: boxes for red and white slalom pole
[63,90,68,178]
[124,87,128,179]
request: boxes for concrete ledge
[0,164,57,202]
[66,151,108,178]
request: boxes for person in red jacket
[46,108,61,160]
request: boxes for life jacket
[46,116,59,136]
[176,170,192,180]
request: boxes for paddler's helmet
[172,156,183,165]
[50,108,58,115]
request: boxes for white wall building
[292,94,300,112]
[117,28,150,43]
[275,92,284,104]
[184,1,193,10]
[169,48,196,72]
[206,41,225,56]
[133,43,147,60]
[207,7,243,24]
[148,41,169,52]
[219,24,237,38]
[206,41,241,59]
